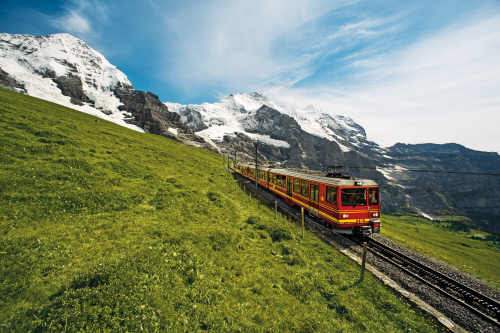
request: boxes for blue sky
[2,0,500,152]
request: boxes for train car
[235,164,381,236]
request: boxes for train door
[309,183,320,217]
[286,177,293,206]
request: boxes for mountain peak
[250,91,267,99]
[304,104,320,111]
[46,33,81,41]
[0,32,133,125]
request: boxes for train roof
[237,164,379,187]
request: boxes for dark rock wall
[113,84,216,152]
[0,68,26,93]
[382,143,500,232]
[178,107,208,132]
[114,84,182,137]
[52,74,91,105]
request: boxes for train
[235,163,381,236]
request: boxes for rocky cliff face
[113,84,214,150]
[0,68,25,93]
[52,74,91,106]
[379,144,500,232]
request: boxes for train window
[272,173,276,185]
[282,176,285,188]
[311,184,319,201]
[293,178,300,193]
[301,180,309,198]
[369,188,379,205]
[341,188,367,206]
[326,186,337,205]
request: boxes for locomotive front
[335,180,381,236]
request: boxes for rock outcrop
[0,67,25,93]
[52,74,91,106]
[113,84,215,150]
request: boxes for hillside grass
[0,88,449,332]
[380,215,500,289]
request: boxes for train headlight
[342,214,349,218]
[372,213,379,217]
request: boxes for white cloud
[267,14,500,153]
[48,0,109,39]
[159,0,360,96]
[52,10,91,35]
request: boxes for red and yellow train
[235,164,381,236]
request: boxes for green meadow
[380,214,500,289]
[1,88,450,332]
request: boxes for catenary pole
[255,141,258,191]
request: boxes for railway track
[349,235,500,328]
[230,168,500,332]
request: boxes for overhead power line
[246,161,500,177]
[347,166,500,177]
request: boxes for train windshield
[369,188,379,205]
[341,188,367,206]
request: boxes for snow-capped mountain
[0,33,142,131]
[165,92,382,157]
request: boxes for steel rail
[353,236,500,327]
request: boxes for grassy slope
[381,215,500,289]
[0,88,447,332]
